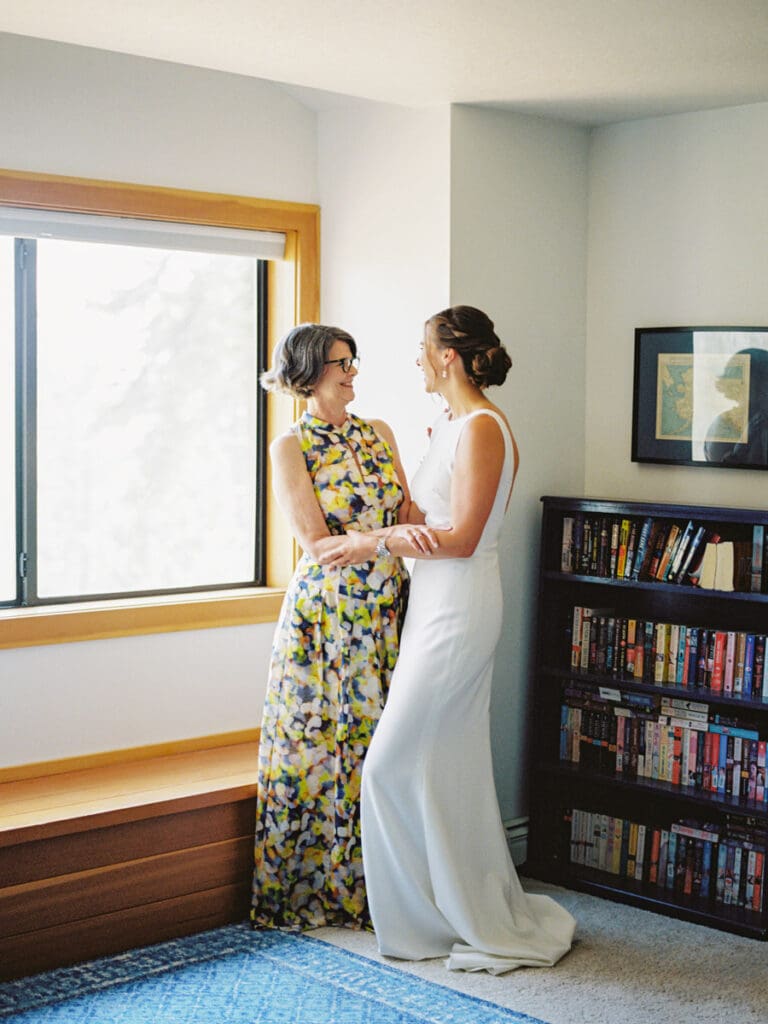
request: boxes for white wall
[0,33,317,200]
[449,106,590,818]
[0,626,274,765]
[0,35,318,766]
[317,100,452,472]
[586,102,768,506]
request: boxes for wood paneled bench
[0,740,259,981]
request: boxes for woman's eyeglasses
[324,356,360,374]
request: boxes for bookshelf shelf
[538,761,768,817]
[552,867,767,940]
[527,496,768,940]
[542,569,768,604]
[540,667,768,712]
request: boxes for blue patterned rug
[0,924,547,1023]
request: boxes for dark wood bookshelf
[526,496,768,940]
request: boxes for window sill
[0,588,285,650]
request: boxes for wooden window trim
[0,168,318,649]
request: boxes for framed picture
[632,326,768,470]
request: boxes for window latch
[18,552,28,579]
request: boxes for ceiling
[3,0,768,125]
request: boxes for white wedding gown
[361,409,575,973]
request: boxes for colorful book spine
[571,606,585,670]
[609,520,620,578]
[667,520,695,582]
[674,524,707,584]
[646,524,670,580]
[753,851,765,911]
[755,635,766,699]
[654,622,669,684]
[686,627,699,687]
[710,630,727,693]
[630,518,655,580]
[717,734,728,794]
[616,519,631,578]
[648,828,661,884]
[701,840,713,898]
[723,630,736,696]
[655,524,681,581]
[758,742,767,803]
[680,626,691,687]
[667,624,680,685]
[598,519,611,577]
[743,634,756,697]
[752,524,765,593]
[666,832,678,889]
[561,516,574,572]
[623,519,640,579]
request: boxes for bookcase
[526,496,768,940]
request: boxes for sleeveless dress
[361,409,575,973]
[251,411,409,931]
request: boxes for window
[0,238,13,603]
[0,169,319,646]
[5,222,270,605]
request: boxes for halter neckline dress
[361,408,575,972]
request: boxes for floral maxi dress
[251,412,409,930]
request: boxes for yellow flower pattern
[251,412,409,930]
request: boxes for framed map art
[632,326,768,470]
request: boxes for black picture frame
[632,326,768,470]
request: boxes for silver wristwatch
[375,536,390,558]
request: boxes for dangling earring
[441,369,448,379]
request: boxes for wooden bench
[0,739,259,981]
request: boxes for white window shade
[0,206,286,260]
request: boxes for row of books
[560,683,767,804]
[568,808,766,912]
[569,605,768,699]
[559,513,767,593]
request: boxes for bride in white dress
[360,306,575,974]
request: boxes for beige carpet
[312,880,767,1024]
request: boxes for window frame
[12,238,271,606]
[0,168,319,649]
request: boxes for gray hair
[260,323,357,398]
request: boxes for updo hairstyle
[260,323,357,398]
[428,306,512,389]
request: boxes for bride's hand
[386,523,442,557]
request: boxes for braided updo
[427,305,512,388]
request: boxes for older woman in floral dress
[251,323,436,930]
